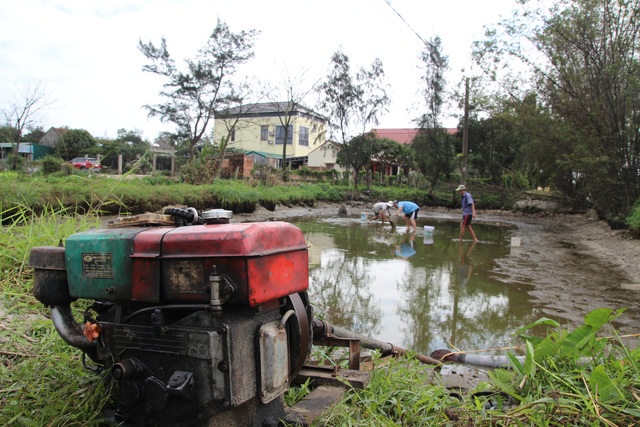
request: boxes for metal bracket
[208,268,236,311]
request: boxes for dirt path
[234,201,640,333]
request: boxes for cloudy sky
[1,0,514,141]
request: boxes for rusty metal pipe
[50,305,100,362]
[312,319,441,365]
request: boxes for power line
[381,0,428,46]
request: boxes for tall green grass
[0,173,355,220]
[0,206,107,426]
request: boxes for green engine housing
[65,228,144,301]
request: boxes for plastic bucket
[361,212,367,221]
[424,225,435,233]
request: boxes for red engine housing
[130,221,309,306]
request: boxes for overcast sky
[1,0,514,142]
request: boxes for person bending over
[369,201,395,226]
[393,201,419,233]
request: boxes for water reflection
[292,217,546,355]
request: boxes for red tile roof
[371,128,418,145]
[371,128,458,145]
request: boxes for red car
[68,157,102,170]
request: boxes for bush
[502,171,530,190]
[626,199,640,235]
[41,155,65,174]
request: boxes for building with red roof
[371,127,458,145]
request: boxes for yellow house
[213,102,327,169]
[307,140,346,172]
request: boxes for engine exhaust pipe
[50,304,98,359]
[30,245,100,363]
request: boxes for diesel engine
[29,208,313,426]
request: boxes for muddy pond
[288,215,633,357]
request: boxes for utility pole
[462,77,469,184]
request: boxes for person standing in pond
[369,201,395,226]
[393,201,419,233]
[456,184,478,242]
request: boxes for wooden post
[462,77,469,184]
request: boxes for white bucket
[423,225,435,244]
[360,212,367,221]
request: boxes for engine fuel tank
[64,222,308,306]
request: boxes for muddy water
[290,216,556,356]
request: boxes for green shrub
[41,155,65,174]
[626,199,640,234]
[502,171,530,190]
[61,162,76,175]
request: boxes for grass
[0,172,516,225]
[0,173,356,220]
[0,205,107,426]
[311,308,640,426]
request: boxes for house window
[275,125,293,145]
[299,126,309,146]
[231,130,236,142]
[260,125,268,141]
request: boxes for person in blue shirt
[392,201,420,233]
[456,184,478,242]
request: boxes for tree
[376,138,406,179]
[98,128,150,170]
[139,19,258,159]
[473,0,640,222]
[1,80,55,169]
[0,125,19,143]
[317,48,390,189]
[213,93,256,179]
[22,127,45,143]
[154,131,180,148]
[336,132,381,189]
[262,67,318,181]
[54,129,97,160]
[413,36,455,192]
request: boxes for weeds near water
[485,308,640,426]
[315,308,640,426]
